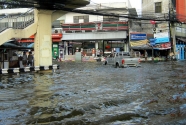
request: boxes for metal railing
[0,15,9,32]
[0,8,34,33]
[61,21,129,32]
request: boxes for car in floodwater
[103,51,141,68]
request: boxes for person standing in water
[27,51,33,66]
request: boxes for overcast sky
[90,0,142,10]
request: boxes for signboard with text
[153,42,171,50]
[130,34,147,40]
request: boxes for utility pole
[169,0,176,57]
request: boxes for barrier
[0,65,59,74]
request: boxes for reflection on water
[0,61,186,124]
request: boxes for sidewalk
[140,57,168,62]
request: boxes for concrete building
[141,0,170,34]
[55,1,137,61]
[140,0,186,60]
[0,0,90,69]
[174,0,186,60]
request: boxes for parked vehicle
[103,51,141,68]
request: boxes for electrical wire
[0,0,184,23]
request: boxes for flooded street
[0,61,186,125]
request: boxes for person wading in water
[27,52,33,66]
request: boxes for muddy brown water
[0,61,186,125]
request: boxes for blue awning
[151,37,169,44]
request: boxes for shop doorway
[68,47,74,55]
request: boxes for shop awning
[52,38,62,42]
[177,38,186,43]
[153,42,171,50]
[19,33,62,43]
[130,39,149,47]
[0,43,33,50]
[130,45,153,50]
[150,37,169,44]
[19,39,34,42]
[130,39,152,50]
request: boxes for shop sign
[29,33,62,39]
[153,42,171,50]
[154,32,169,38]
[150,20,156,24]
[130,34,147,40]
[153,37,169,44]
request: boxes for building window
[73,15,89,23]
[155,2,162,13]
[103,16,119,22]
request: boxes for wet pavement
[0,61,186,125]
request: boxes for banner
[153,42,171,50]
[153,37,169,44]
[130,39,149,47]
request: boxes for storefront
[19,33,63,59]
[174,23,186,60]
[61,40,127,58]
[130,39,153,58]
[176,38,186,60]
[150,37,171,60]
[0,43,34,69]
[130,33,153,58]
[103,40,126,54]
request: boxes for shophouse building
[54,1,137,61]
[140,0,186,60]
[129,0,171,60]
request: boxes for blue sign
[154,37,169,44]
[130,34,147,40]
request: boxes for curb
[0,65,59,74]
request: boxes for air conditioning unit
[92,30,96,32]
[72,30,75,33]
[82,30,85,33]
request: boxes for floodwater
[0,61,186,125]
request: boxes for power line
[0,0,182,22]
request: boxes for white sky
[90,0,142,10]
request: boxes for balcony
[61,21,128,33]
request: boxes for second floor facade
[53,1,136,33]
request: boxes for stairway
[0,8,37,45]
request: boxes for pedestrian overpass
[0,0,89,69]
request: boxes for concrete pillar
[125,42,129,52]
[95,42,98,57]
[127,42,129,52]
[34,9,53,66]
[95,42,98,49]
[65,41,69,55]
[124,42,126,52]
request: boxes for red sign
[20,33,62,43]
[153,42,171,50]
[150,20,156,24]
